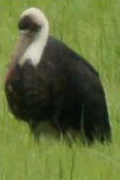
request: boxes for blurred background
[0,0,120,179]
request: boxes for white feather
[19,8,49,66]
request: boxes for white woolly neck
[19,8,49,66]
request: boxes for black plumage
[5,8,111,143]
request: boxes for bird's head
[18,7,49,34]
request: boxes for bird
[5,7,111,143]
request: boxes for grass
[0,0,120,179]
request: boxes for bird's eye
[18,16,41,32]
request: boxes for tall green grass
[0,0,120,179]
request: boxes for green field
[0,0,120,179]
